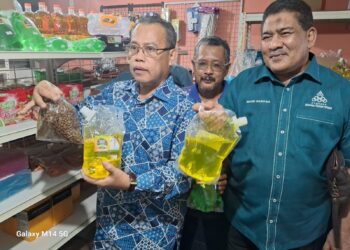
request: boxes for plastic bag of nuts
[36,98,83,144]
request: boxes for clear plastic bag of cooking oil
[80,105,125,179]
[178,108,247,184]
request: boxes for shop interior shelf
[0,169,82,223]
[0,51,127,60]
[0,192,96,250]
[0,120,36,144]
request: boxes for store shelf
[0,120,36,144]
[244,10,350,23]
[0,192,96,250]
[0,51,127,60]
[0,169,82,223]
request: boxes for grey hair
[193,36,230,64]
[132,16,177,49]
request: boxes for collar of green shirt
[254,53,322,85]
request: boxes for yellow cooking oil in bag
[81,105,125,179]
[83,134,123,179]
[178,109,247,184]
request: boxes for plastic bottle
[0,14,22,51]
[81,106,124,179]
[72,38,106,52]
[11,12,46,51]
[66,6,78,36]
[45,37,69,51]
[77,9,89,36]
[51,4,67,35]
[35,2,51,35]
[23,3,36,24]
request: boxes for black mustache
[201,76,215,82]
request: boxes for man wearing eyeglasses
[20,16,195,250]
[180,36,231,250]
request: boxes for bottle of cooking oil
[11,12,46,51]
[178,111,247,184]
[0,14,22,51]
[81,106,125,179]
[66,6,78,36]
[51,4,67,35]
[77,9,89,36]
[23,3,36,25]
[35,2,51,35]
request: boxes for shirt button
[283,108,287,112]
[269,219,274,224]
[272,198,277,203]
[280,130,285,134]
[286,88,290,91]
[278,152,283,156]
[276,175,281,179]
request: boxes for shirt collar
[188,80,228,102]
[254,53,321,84]
[125,75,176,103]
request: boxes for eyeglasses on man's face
[193,60,230,72]
[125,43,174,58]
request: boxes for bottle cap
[80,106,96,121]
[232,116,248,127]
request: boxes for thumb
[102,161,116,173]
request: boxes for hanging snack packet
[37,98,82,144]
[80,105,125,179]
[178,108,247,184]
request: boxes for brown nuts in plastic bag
[37,98,83,144]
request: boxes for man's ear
[307,26,317,49]
[169,48,177,65]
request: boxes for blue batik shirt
[220,54,350,250]
[77,75,195,250]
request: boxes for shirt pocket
[295,114,338,151]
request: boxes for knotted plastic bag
[37,98,82,144]
[178,108,247,184]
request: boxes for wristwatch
[127,172,137,192]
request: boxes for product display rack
[0,51,127,249]
[0,51,127,60]
[0,192,97,250]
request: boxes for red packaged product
[58,83,83,105]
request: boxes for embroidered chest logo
[305,91,333,110]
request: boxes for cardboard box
[1,198,53,242]
[71,180,81,203]
[51,187,73,226]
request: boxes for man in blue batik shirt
[21,16,195,250]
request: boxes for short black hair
[132,16,177,49]
[263,0,314,31]
[193,36,230,64]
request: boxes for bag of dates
[36,98,83,144]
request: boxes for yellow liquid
[179,131,238,184]
[82,133,123,179]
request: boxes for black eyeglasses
[193,60,230,72]
[125,44,174,58]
